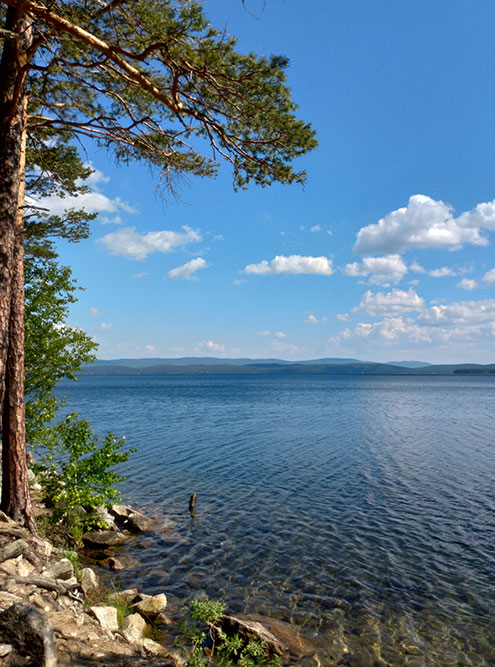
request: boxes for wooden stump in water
[189,493,196,514]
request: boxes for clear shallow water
[59,373,495,665]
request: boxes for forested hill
[79,359,495,376]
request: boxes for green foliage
[189,599,226,626]
[33,413,135,541]
[21,0,317,191]
[176,598,280,666]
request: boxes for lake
[58,373,495,665]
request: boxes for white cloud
[168,257,207,280]
[76,164,110,187]
[99,322,112,330]
[99,225,201,260]
[332,298,495,350]
[344,254,407,285]
[132,272,148,280]
[196,340,226,353]
[306,313,327,324]
[352,288,424,317]
[89,307,104,318]
[270,339,303,355]
[429,266,456,277]
[274,331,287,339]
[354,194,495,255]
[257,330,271,336]
[28,191,137,218]
[336,313,350,322]
[410,261,426,273]
[310,225,322,232]
[482,268,495,285]
[244,254,333,276]
[457,278,478,291]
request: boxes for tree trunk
[0,7,36,531]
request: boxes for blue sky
[46,0,495,363]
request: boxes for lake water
[58,373,495,665]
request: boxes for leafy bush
[33,412,135,542]
[176,598,281,666]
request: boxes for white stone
[88,606,119,633]
[121,613,146,644]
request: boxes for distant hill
[80,358,495,376]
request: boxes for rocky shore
[0,498,317,667]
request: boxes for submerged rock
[218,614,315,659]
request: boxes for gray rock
[121,613,146,644]
[88,606,119,633]
[80,568,100,597]
[108,589,139,605]
[43,558,74,581]
[95,506,118,530]
[141,638,166,655]
[82,530,129,549]
[109,504,134,523]
[125,511,154,533]
[0,604,57,667]
[132,593,167,620]
[0,643,12,658]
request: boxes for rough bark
[0,7,36,531]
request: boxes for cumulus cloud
[429,266,456,277]
[354,194,495,255]
[457,278,478,291]
[352,288,424,317]
[196,340,226,353]
[168,257,207,280]
[244,254,333,276]
[344,254,407,285]
[336,313,350,322]
[332,298,495,350]
[99,225,201,260]
[29,191,137,218]
[274,331,287,339]
[306,313,327,324]
[482,268,495,285]
[99,322,112,330]
[89,307,104,318]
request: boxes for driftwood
[0,539,28,564]
[12,575,78,596]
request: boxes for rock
[95,506,118,530]
[108,557,125,570]
[80,568,101,597]
[142,638,166,655]
[82,530,129,549]
[219,614,315,659]
[0,591,23,607]
[0,539,28,564]
[121,613,146,644]
[0,604,57,667]
[31,538,53,559]
[132,593,167,621]
[17,558,34,578]
[0,643,12,658]
[88,606,119,633]
[0,558,19,576]
[108,589,139,605]
[109,504,134,523]
[125,511,154,533]
[43,558,74,581]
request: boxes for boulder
[142,638,167,655]
[108,588,139,605]
[43,558,74,581]
[88,606,119,633]
[218,614,315,659]
[132,593,167,621]
[80,568,101,597]
[95,506,118,531]
[109,504,134,523]
[121,613,146,644]
[82,530,129,549]
[0,604,57,667]
[125,511,155,533]
[0,539,28,564]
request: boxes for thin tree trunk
[0,7,36,531]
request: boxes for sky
[44,0,495,364]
